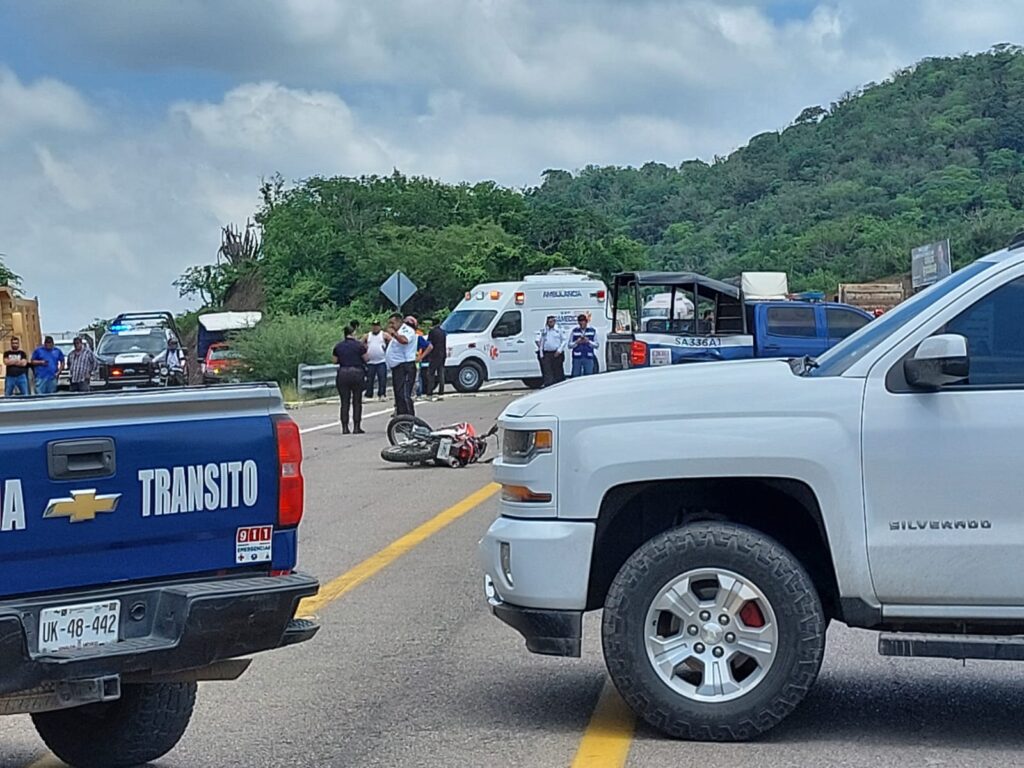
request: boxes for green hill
[527,44,1024,293]
[214,45,1024,317]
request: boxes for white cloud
[0,67,98,144]
[3,0,1024,330]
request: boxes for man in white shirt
[363,321,388,400]
[536,316,567,387]
[384,313,418,415]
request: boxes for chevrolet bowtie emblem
[44,490,121,523]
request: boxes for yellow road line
[298,482,500,615]
[22,482,500,768]
[571,680,636,768]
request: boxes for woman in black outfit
[333,326,368,434]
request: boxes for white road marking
[297,379,513,434]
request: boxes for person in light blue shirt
[31,336,65,395]
[569,314,599,377]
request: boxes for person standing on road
[384,313,418,416]
[333,326,367,435]
[425,318,447,399]
[414,327,430,399]
[363,321,388,401]
[31,336,65,395]
[536,316,567,387]
[3,337,31,396]
[569,314,599,377]
[67,337,97,393]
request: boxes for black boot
[341,424,350,435]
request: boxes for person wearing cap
[384,313,419,416]
[536,315,567,387]
[569,313,599,377]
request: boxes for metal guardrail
[297,363,338,392]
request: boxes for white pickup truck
[480,237,1024,741]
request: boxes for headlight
[501,429,553,462]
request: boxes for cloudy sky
[1,0,1023,331]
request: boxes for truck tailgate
[0,387,295,599]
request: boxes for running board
[879,633,1024,661]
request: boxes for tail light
[596,290,606,302]
[629,341,648,367]
[274,415,304,527]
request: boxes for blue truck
[0,385,318,767]
[606,271,874,370]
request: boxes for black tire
[386,414,432,445]
[32,682,197,768]
[521,377,544,389]
[381,442,437,464]
[602,522,825,742]
[453,360,485,393]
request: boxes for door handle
[47,438,116,481]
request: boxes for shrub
[231,312,345,386]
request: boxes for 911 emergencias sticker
[236,525,273,563]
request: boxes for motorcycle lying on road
[381,415,498,468]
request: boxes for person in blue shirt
[569,314,599,377]
[30,336,65,395]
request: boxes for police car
[96,312,186,389]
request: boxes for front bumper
[0,573,319,705]
[479,516,595,658]
[487,578,582,657]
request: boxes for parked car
[0,384,318,766]
[96,312,185,389]
[606,271,873,369]
[443,269,611,391]
[481,234,1024,742]
[202,342,246,384]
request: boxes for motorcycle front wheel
[381,442,437,465]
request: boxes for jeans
[391,362,416,416]
[571,356,597,377]
[4,374,28,396]
[35,377,58,395]
[70,380,91,393]
[364,362,387,398]
[425,359,445,396]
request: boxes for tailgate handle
[47,439,116,481]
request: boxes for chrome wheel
[644,567,777,703]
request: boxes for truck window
[492,311,522,338]
[945,275,1024,386]
[766,306,816,338]
[826,308,870,339]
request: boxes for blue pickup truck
[606,271,873,369]
[0,385,318,767]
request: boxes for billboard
[911,239,952,289]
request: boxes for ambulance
[442,269,612,392]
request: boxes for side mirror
[904,334,969,390]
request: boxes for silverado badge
[43,490,121,523]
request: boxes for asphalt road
[5,385,1024,767]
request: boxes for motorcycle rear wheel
[386,415,433,445]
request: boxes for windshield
[811,260,994,376]
[56,343,74,356]
[441,309,497,334]
[97,331,167,356]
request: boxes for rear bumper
[0,573,319,700]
